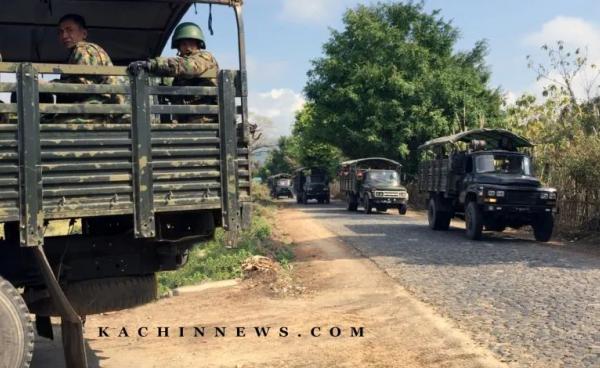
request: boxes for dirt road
[32,205,505,367]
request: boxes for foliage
[295,1,503,174]
[507,41,600,231]
[256,136,298,180]
[157,203,294,295]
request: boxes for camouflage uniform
[58,41,119,104]
[148,50,218,122]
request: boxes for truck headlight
[496,190,505,197]
[487,190,496,197]
[540,193,549,200]
[549,192,556,199]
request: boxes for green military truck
[0,1,250,367]
[267,173,293,199]
[293,167,330,204]
[339,158,409,214]
[418,129,557,241]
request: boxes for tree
[256,136,298,180]
[296,1,503,174]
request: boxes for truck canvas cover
[418,129,533,150]
[0,0,192,63]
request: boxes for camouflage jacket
[149,50,219,109]
[59,41,120,103]
[148,50,218,86]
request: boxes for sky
[176,0,600,142]
[3,1,600,142]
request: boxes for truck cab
[268,174,293,199]
[293,167,330,204]
[418,129,556,241]
[339,157,409,214]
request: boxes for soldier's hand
[127,61,150,75]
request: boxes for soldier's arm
[62,45,96,84]
[148,56,214,78]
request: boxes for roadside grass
[157,186,294,296]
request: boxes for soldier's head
[58,14,88,49]
[171,22,206,55]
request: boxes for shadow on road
[31,324,103,368]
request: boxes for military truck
[267,173,293,199]
[339,158,409,214]
[418,129,556,241]
[293,167,330,204]
[0,1,250,367]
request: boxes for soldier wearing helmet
[128,22,218,122]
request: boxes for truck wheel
[428,198,450,230]
[302,195,308,205]
[533,213,554,242]
[465,201,483,240]
[296,195,301,204]
[363,196,372,214]
[398,205,407,215]
[325,197,330,204]
[346,193,358,211]
[0,277,34,368]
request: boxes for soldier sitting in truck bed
[55,14,120,105]
[128,22,218,123]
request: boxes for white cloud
[523,16,600,100]
[279,0,355,24]
[249,88,305,139]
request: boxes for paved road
[292,200,600,368]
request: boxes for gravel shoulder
[31,204,506,368]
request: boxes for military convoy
[418,129,557,241]
[267,174,294,199]
[293,167,330,204]
[339,158,409,214]
[0,1,249,367]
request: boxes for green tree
[297,1,503,174]
[257,136,298,180]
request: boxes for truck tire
[398,204,408,215]
[363,196,372,214]
[325,197,330,204]
[465,201,483,240]
[533,213,554,242]
[302,194,308,205]
[428,198,450,230]
[29,274,157,317]
[346,193,358,211]
[0,277,34,368]
[296,195,301,204]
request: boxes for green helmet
[171,22,205,49]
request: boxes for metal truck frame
[418,128,557,241]
[339,157,409,214]
[0,1,250,367]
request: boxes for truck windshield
[309,175,326,184]
[365,170,400,187]
[475,154,532,175]
[278,179,291,186]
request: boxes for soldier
[56,14,119,104]
[127,22,218,123]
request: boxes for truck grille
[506,191,539,205]
[375,191,407,198]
